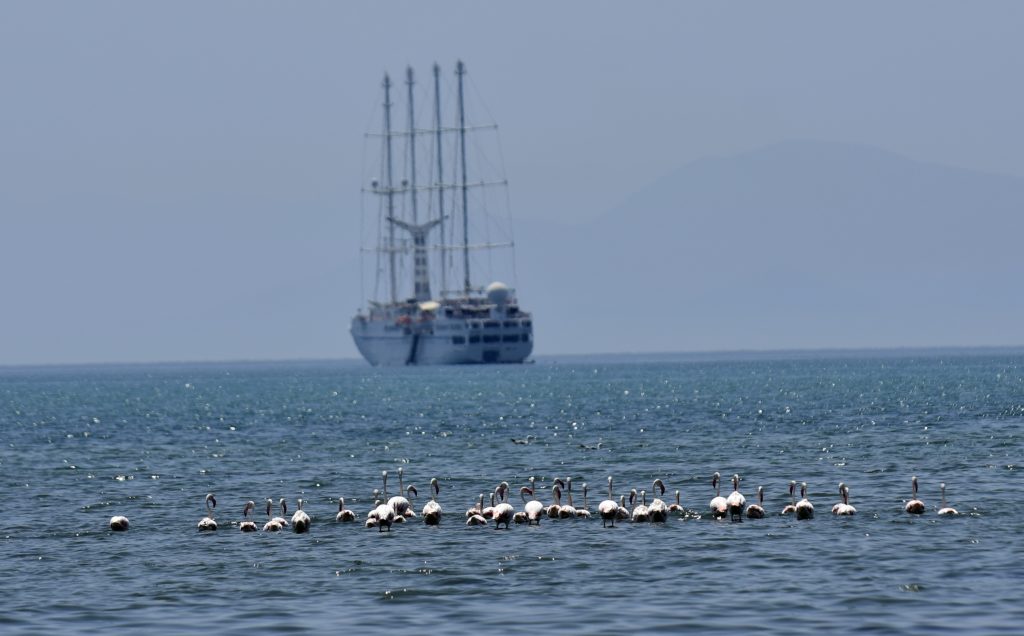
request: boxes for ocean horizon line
[3,343,1024,372]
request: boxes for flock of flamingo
[107,469,960,533]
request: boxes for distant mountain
[515,140,1024,355]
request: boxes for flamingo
[937,482,959,515]
[616,495,630,520]
[465,494,483,519]
[546,484,563,518]
[781,481,797,515]
[709,472,728,519]
[668,490,684,513]
[492,485,514,530]
[833,484,856,516]
[746,486,765,519]
[385,468,415,518]
[422,478,442,525]
[336,497,356,522]
[631,489,650,522]
[109,515,129,531]
[598,476,620,528]
[197,493,217,531]
[905,475,925,515]
[795,482,814,520]
[481,492,497,519]
[649,479,669,522]
[263,498,284,532]
[239,500,258,532]
[726,474,746,521]
[373,499,396,532]
[576,483,592,519]
[274,498,290,527]
[290,498,311,533]
[522,482,544,525]
[466,494,488,526]
[560,487,577,518]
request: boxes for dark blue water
[1,353,1021,633]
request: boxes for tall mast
[433,62,447,298]
[383,73,397,303]
[456,60,471,295]
[406,67,419,225]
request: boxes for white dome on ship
[485,281,511,305]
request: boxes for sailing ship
[350,61,533,365]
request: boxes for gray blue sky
[2,2,1023,365]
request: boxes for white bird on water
[709,472,728,519]
[466,494,488,526]
[263,498,283,532]
[631,489,650,523]
[781,481,797,515]
[492,484,515,530]
[197,493,218,531]
[905,475,925,515]
[422,478,443,525]
[598,475,618,524]
[648,479,669,522]
[524,477,544,524]
[109,515,129,531]
[668,489,684,513]
[726,474,746,521]
[336,497,356,522]
[832,483,856,516]
[795,482,814,520]
[291,498,311,533]
[746,486,765,519]
[576,482,592,519]
[239,500,258,532]
[937,482,959,516]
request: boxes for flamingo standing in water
[709,472,728,519]
[239,500,258,532]
[336,497,356,522]
[649,479,669,522]
[795,482,814,520]
[745,486,765,519]
[905,475,925,515]
[576,483,592,519]
[197,493,218,531]
[598,476,620,527]
[781,481,797,515]
[109,515,129,531]
[291,498,311,533]
[833,484,856,516]
[492,484,514,530]
[937,482,959,515]
[546,484,563,518]
[726,474,746,521]
[668,490,684,513]
[523,479,544,525]
[616,495,630,520]
[422,478,442,525]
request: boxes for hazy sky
[2,2,1023,365]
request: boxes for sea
[1,350,1021,634]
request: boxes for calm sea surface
[1,353,1021,634]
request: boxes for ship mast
[383,73,397,303]
[457,60,471,295]
[406,67,419,225]
[433,63,447,298]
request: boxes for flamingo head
[838,482,846,496]
[520,486,532,502]
[338,497,345,511]
[675,489,681,504]
[789,481,796,496]
[407,485,418,499]
[629,488,637,507]
[801,482,808,498]
[565,476,573,492]
[582,483,588,497]
[842,485,850,505]
[912,475,918,496]
[430,478,440,496]
[712,472,720,488]
[296,498,304,510]
[266,499,273,516]
[757,485,764,504]
[553,478,566,491]
[205,493,217,511]
[243,500,254,518]
[280,498,288,516]
[640,489,647,505]
[732,474,740,491]
[653,479,666,496]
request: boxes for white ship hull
[351,312,533,366]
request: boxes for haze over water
[2,352,1021,633]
